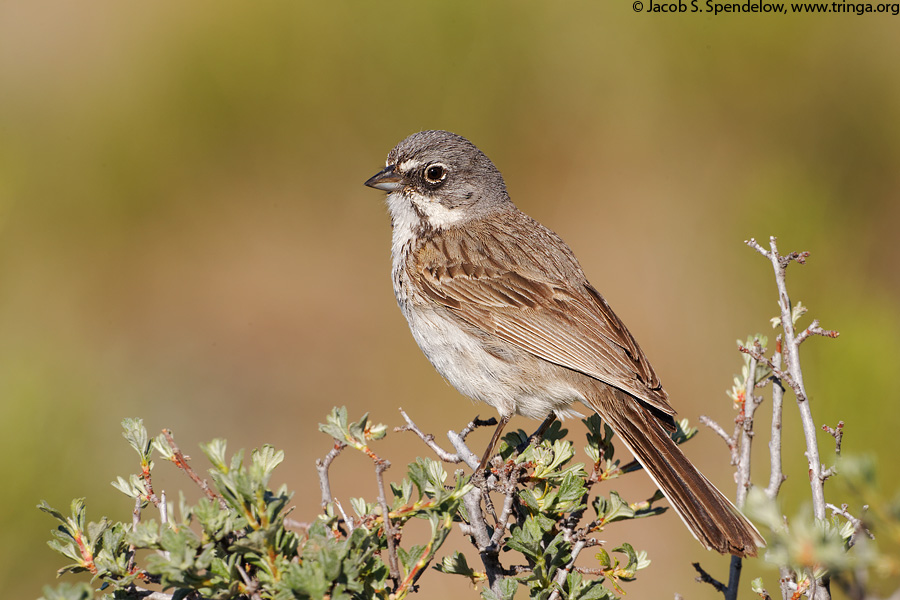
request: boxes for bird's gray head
[365,130,510,229]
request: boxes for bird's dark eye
[423,163,447,185]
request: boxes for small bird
[364,130,764,557]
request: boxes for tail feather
[587,387,765,557]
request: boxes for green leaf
[434,551,477,577]
[594,490,635,523]
[201,438,229,472]
[39,582,95,600]
[610,543,640,579]
[121,418,151,460]
[37,500,67,524]
[564,571,613,600]
[481,577,518,600]
[251,445,285,478]
[111,474,147,499]
[318,406,349,440]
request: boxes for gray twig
[490,465,523,545]
[447,429,482,471]
[746,236,840,600]
[548,540,588,600]
[765,336,787,500]
[699,415,736,457]
[373,456,401,585]
[315,441,346,509]
[747,237,829,522]
[736,351,761,507]
[333,499,354,533]
[395,408,464,462]
[826,502,874,544]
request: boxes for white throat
[386,191,466,263]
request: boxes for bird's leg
[514,412,558,455]
[477,414,512,471]
[530,412,557,445]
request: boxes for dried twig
[373,455,401,585]
[699,415,737,461]
[823,421,844,457]
[315,441,346,509]
[447,428,482,471]
[746,237,829,523]
[745,237,841,600]
[736,351,761,507]
[766,336,787,500]
[395,408,464,463]
[826,502,874,545]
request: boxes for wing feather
[412,215,673,415]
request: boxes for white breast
[386,190,584,420]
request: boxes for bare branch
[693,562,727,594]
[699,415,736,455]
[758,237,828,523]
[372,455,401,585]
[490,464,524,546]
[395,408,464,463]
[738,344,799,397]
[446,429,482,471]
[826,503,874,544]
[315,441,346,509]
[736,352,760,508]
[333,499,354,533]
[823,421,845,457]
[766,338,787,500]
[745,237,770,257]
[461,484,507,596]
[162,429,227,510]
[748,236,840,600]
[548,539,588,600]
[795,319,840,346]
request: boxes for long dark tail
[587,387,765,557]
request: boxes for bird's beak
[364,164,402,192]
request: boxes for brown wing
[413,213,674,416]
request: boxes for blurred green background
[2,1,898,598]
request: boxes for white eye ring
[423,163,448,184]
